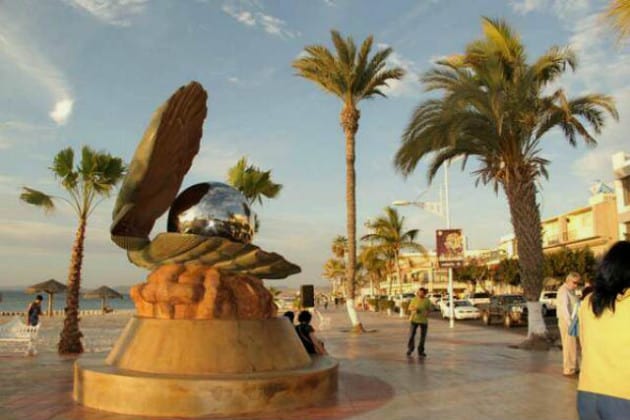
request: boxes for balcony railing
[567,228,594,242]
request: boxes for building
[496,181,620,259]
[540,184,618,257]
[613,151,630,241]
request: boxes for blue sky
[0,0,628,289]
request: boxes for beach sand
[0,311,134,354]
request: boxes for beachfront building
[541,183,618,257]
[497,181,620,259]
[613,151,630,241]
[360,250,481,297]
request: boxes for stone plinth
[74,317,338,417]
[105,317,312,375]
[74,355,338,418]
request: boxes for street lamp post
[394,162,455,328]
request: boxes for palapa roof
[25,279,67,294]
[82,286,124,300]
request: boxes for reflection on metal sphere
[167,182,255,243]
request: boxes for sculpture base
[73,317,338,417]
[74,355,338,417]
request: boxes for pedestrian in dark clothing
[283,311,295,324]
[27,295,43,326]
[295,310,326,355]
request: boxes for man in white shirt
[556,272,580,376]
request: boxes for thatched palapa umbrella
[82,286,123,313]
[25,279,67,316]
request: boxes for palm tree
[322,257,346,297]
[606,0,630,40]
[358,245,388,297]
[362,207,426,296]
[227,157,282,232]
[331,235,348,259]
[20,146,125,354]
[394,17,617,345]
[293,30,405,332]
[227,157,282,206]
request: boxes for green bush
[378,299,395,312]
[367,298,378,311]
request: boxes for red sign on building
[436,229,464,268]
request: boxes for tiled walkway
[0,309,578,420]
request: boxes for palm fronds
[20,187,55,213]
[292,30,405,102]
[606,0,630,41]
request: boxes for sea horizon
[0,290,134,313]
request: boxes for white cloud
[62,0,149,26]
[189,143,242,180]
[0,25,74,126]
[227,76,240,84]
[510,0,592,19]
[511,0,547,14]
[222,5,256,26]
[0,138,10,150]
[221,2,299,39]
[377,45,422,98]
[49,99,75,126]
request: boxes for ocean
[0,290,135,313]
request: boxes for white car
[392,293,415,310]
[539,291,558,316]
[464,292,491,307]
[441,300,481,320]
[436,297,450,314]
[427,293,443,305]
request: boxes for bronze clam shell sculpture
[110,82,300,279]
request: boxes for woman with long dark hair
[577,241,630,419]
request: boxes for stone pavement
[0,308,579,420]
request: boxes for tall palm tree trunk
[395,252,405,317]
[341,104,363,332]
[394,252,403,294]
[58,215,86,354]
[504,179,547,339]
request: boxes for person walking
[26,295,44,326]
[557,272,580,376]
[407,287,431,358]
[577,241,630,419]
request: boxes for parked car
[426,293,442,310]
[539,291,558,317]
[427,293,443,304]
[441,300,481,320]
[437,296,452,314]
[392,293,415,312]
[464,292,491,307]
[481,295,528,328]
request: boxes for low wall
[0,309,135,317]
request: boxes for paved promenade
[0,308,578,420]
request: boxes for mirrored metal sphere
[167,182,255,243]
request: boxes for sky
[0,0,628,289]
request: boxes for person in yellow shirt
[578,240,630,419]
[407,287,432,358]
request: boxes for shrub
[378,299,395,312]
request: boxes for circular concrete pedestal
[74,355,338,417]
[73,317,338,417]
